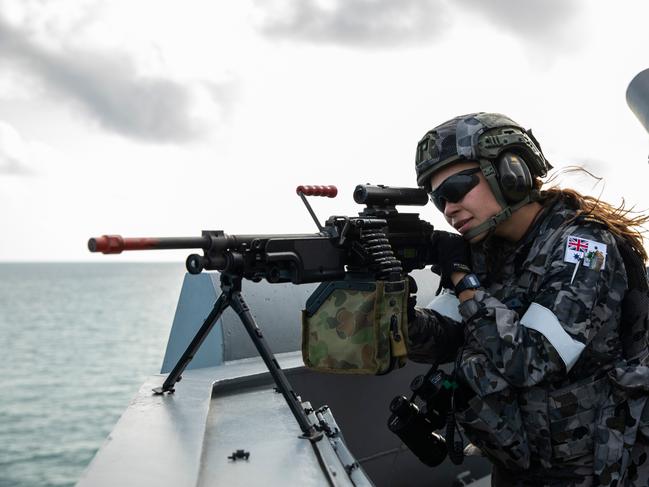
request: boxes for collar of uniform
[518,196,559,247]
[470,197,565,282]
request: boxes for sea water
[0,263,185,487]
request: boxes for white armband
[520,302,586,371]
[425,292,462,323]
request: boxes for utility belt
[301,277,409,375]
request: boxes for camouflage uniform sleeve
[460,222,627,392]
[407,307,465,364]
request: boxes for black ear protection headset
[462,126,552,240]
[496,151,534,203]
[478,125,550,204]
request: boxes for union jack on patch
[564,234,607,267]
[568,237,589,253]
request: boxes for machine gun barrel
[88,235,211,254]
[88,230,345,282]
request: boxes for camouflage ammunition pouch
[301,278,409,374]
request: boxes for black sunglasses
[429,167,482,212]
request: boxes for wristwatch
[454,273,481,295]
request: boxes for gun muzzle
[88,235,160,254]
[88,235,124,254]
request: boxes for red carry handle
[296,185,338,198]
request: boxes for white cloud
[254,0,451,48]
[0,14,238,143]
[253,0,581,50]
[455,0,579,46]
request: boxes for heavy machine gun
[89,184,434,283]
[88,184,435,442]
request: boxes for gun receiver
[88,184,435,283]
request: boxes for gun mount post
[153,272,322,442]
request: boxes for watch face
[456,274,480,294]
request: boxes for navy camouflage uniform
[408,195,649,486]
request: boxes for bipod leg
[153,291,230,394]
[225,275,321,441]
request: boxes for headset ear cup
[496,152,533,203]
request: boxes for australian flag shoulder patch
[564,235,607,270]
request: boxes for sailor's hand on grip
[430,230,472,291]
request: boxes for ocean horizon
[0,263,186,487]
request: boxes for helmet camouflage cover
[415,112,550,189]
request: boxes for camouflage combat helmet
[415,112,552,240]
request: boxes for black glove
[430,230,472,292]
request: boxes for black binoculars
[387,369,456,467]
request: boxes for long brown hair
[536,168,649,262]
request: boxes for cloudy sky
[1,0,649,262]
